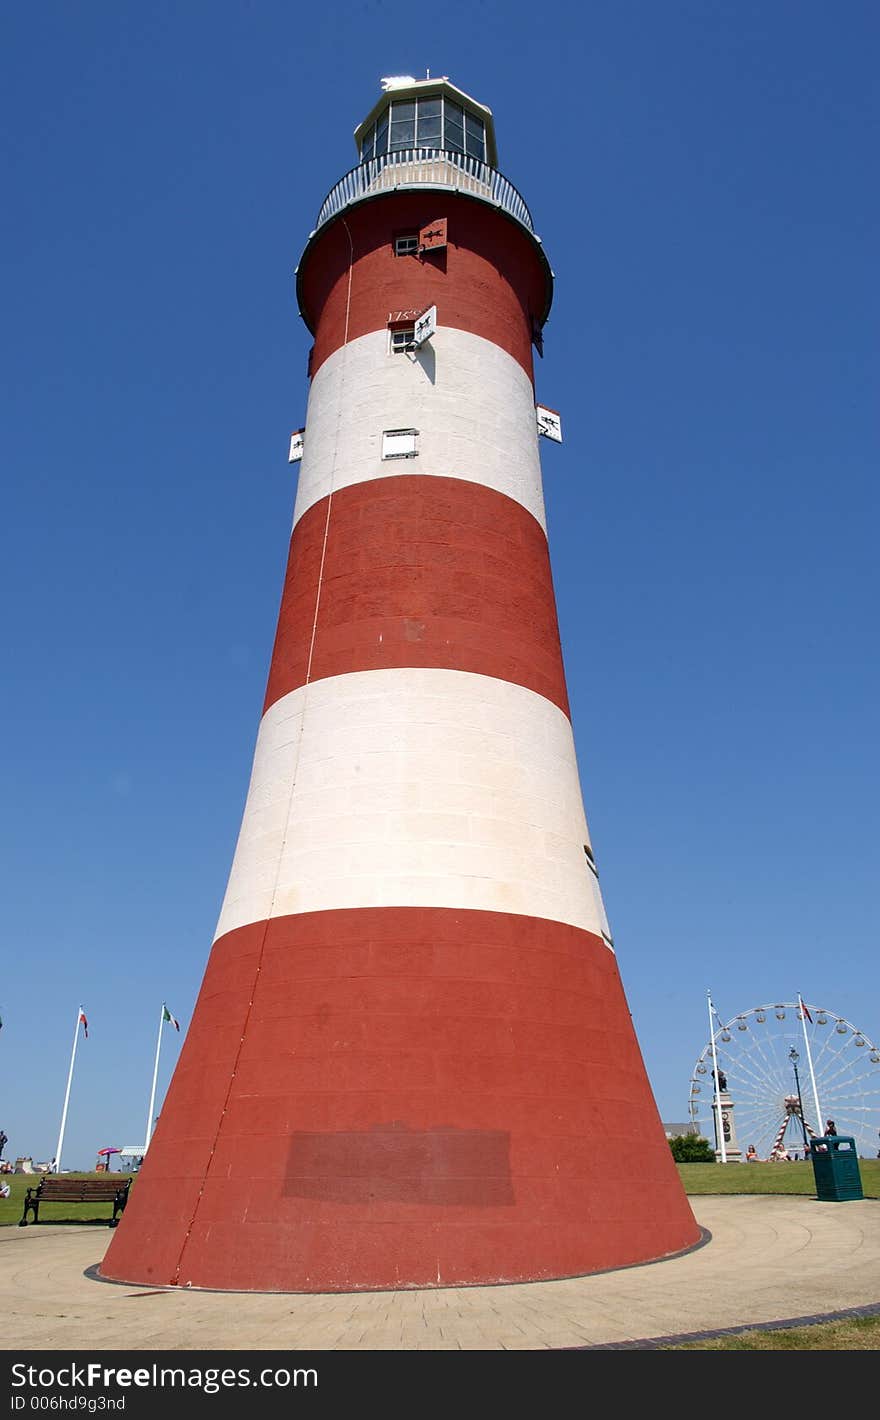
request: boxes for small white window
[382,428,419,459]
[390,326,415,352]
[394,234,419,256]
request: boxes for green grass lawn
[2,1159,876,1228]
[678,1157,880,1196]
[2,1161,877,1350]
[0,1170,135,1227]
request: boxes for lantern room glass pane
[417,96,441,145]
[389,100,415,152]
[444,100,464,153]
[389,120,414,150]
[417,111,442,146]
[465,111,485,160]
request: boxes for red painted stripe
[263,476,571,717]
[297,193,550,381]
[100,907,700,1292]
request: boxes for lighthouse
[101,76,700,1292]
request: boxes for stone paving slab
[2,1196,879,1351]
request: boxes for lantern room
[354,75,498,167]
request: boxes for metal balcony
[313,149,535,236]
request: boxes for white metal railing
[313,149,534,234]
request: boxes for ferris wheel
[688,1002,880,1160]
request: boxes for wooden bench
[19,1174,132,1227]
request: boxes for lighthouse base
[99,907,701,1292]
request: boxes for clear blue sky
[2,1,877,1169]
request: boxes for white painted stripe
[293,327,548,531]
[213,669,611,942]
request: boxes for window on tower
[394,234,419,256]
[382,428,419,459]
[389,325,415,352]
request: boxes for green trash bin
[809,1135,864,1201]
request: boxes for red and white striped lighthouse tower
[101,76,700,1292]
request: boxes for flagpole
[707,990,727,1163]
[798,992,823,1134]
[55,1005,83,1174]
[145,1003,165,1150]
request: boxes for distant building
[663,1122,699,1139]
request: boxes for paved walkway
[3,1196,879,1351]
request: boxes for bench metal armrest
[19,1186,42,1227]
